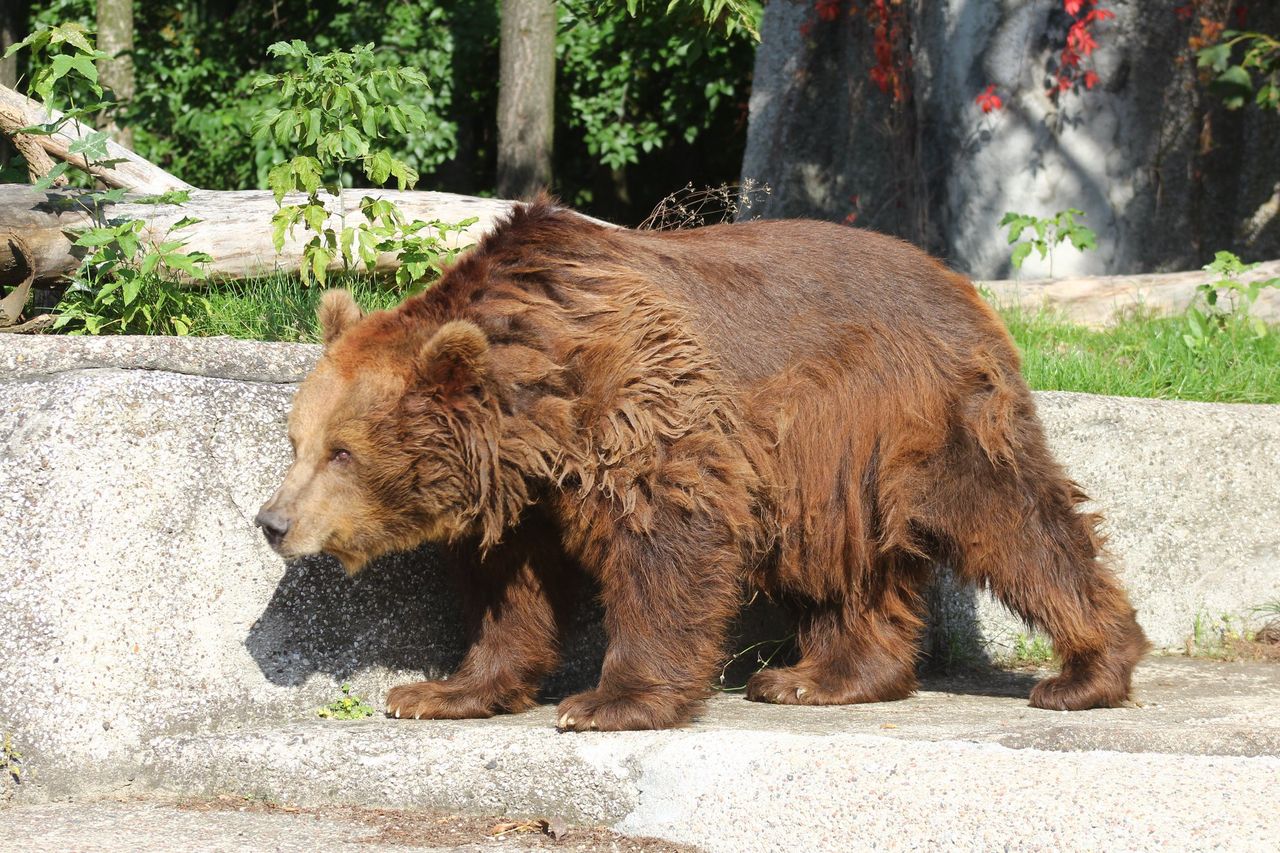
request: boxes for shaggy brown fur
[257,199,1149,730]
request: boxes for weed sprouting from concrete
[1010,633,1055,666]
[316,683,375,720]
[715,634,796,692]
[2,733,22,791]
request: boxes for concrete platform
[5,658,1279,852]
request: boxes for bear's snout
[254,508,291,550]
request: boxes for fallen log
[0,184,523,285]
[0,84,189,194]
[979,262,1280,326]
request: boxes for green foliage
[16,0,753,222]
[3,21,112,190]
[1183,251,1280,353]
[192,273,403,342]
[316,683,375,720]
[255,40,466,287]
[55,216,214,336]
[1198,30,1280,112]
[1187,612,1249,659]
[616,0,761,40]
[1011,633,1054,665]
[357,198,477,291]
[6,24,214,335]
[996,303,1280,404]
[557,0,757,185]
[999,209,1097,278]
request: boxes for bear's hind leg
[926,434,1149,710]
[746,556,931,705]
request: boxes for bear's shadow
[246,548,1034,702]
[245,544,616,698]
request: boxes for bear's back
[585,218,1015,390]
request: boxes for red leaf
[1064,0,1085,16]
[975,84,1004,114]
[1084,70,1099,89]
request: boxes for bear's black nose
[254,509,290,548]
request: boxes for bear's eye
[330,448,352,465]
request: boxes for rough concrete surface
[0,800,692,852]
[6,660,1280,852]
[2,336,1278,851]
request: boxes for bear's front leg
[387,527,578,721]
[555,507,744,732]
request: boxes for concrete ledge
[2,335,1278,848]
[85,661,1280,850]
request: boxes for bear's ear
[317,289,362,348]
[415,320,491,399]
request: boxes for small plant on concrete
[316,683,375,720]
[715,634,795,692]
[999,209,1097,277]
[2,733,22,787]
[1010,633,1055,665]
[1186,611,1249,659]
[1183,251,1280,353]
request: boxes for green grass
[189,272,403,343]
[998,305,1280,403]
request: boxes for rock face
[1,336,1277,802]
[742,0,1280,278]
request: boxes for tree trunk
[96,0,134,150]
[496,0,555,199]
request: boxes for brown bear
[256,199,1149,731]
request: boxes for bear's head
[255,289,503,575]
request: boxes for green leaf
[387,158,418,191]
[267,162,296,204]
[1067,227,1097,251]
[291,156,323,195]
[310,245,331,284]
[122,277,141,306]
[1197,43,1232,72]
[49,54,101,95]
[4,28,52,60]
[303,202,329,234]
[271,208,299,253]
[116,230,139,259]
[367,150,394,185]
[1213,66,1255,109]
[1010,242,1033,270]
[166,253,206,279]
[33,161,71,190]
[73,228,119,248]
